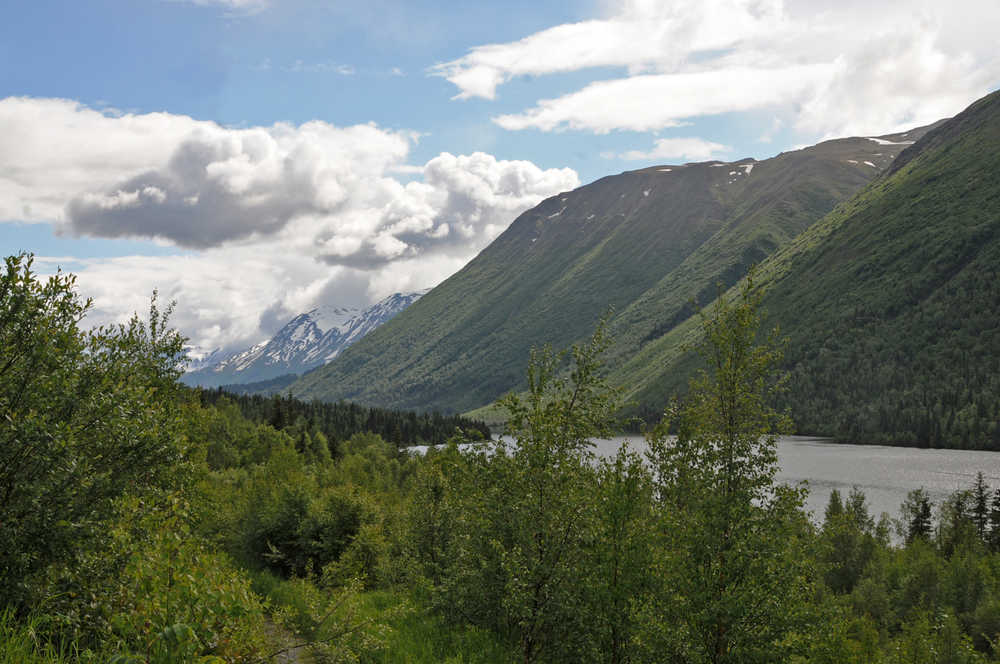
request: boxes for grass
[354,591,514,664]
[0,609,71,664]
[247,566,514,664]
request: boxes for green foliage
[449,328,620,662]
[350,590,515,664]
[587,444,654,664]
[821,488,883,594]
[645,273,813,663]
[408,325,644,663]
[903,489,936,544]
[216,447,369,577]
[181,396,294,470]
[0,252,188,608]
[17,241,1000,663]
[0,608,73,663]
[247,571,394,663]
[34,495,272,662]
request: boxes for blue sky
[2,0,998,355]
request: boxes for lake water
[412,435,1000,524]
[592,435,1000,522]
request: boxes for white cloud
[175,0,268,13]
[438,0,1000,138]
[432,0,786,100]
[287,60,356,75]
[4,97,579,353]
[612,137,730,162]
[0,97,214,222]
[494,64,832,133]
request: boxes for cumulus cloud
[64,120,415,248]
[438,0,1000,138]
[0,97,214,222]
[610,137,730,162]
[5,97,578,353]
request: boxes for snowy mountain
[182,291,425,388]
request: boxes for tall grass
[354,591,513,664]
[0,608,69,664]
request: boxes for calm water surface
[592,435,1000,521]
[415,435,1000,523]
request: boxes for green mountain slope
[627,90,1000,447]
[292,131,925,412]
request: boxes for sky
[2,0,998,357]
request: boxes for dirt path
[263,619,316,664]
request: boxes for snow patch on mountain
[309,305,359,334]
[182,290,425,388]
[867,137,915,146]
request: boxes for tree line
[195,387,492,451]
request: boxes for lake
[591,435,1000,523]
[412,434,1000,525]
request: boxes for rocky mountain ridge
[183,291,425,388]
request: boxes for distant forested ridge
[291,126,925,414]
[218,373,298,395]
[624,89,1000,448]
[196,387,492,449]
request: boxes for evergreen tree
[902,488,933,544]
[972,472,990,542]
[824,488,845,527]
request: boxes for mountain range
[182,290,425,388]
[280,89,1000,447]
[289,122,937,413]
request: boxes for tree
[824,488,845,525]
[588,445,654,664]
[0,253,187,607]
[821,487,879,594]
[645,272,811,663]
[901,488,934,544]
[972,472,990,542]
[437,323,621,663]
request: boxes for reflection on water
[591,435,1000,522]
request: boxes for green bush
[0,253,188,607]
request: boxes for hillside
[626,89,1000,447]
[292,131,928,412]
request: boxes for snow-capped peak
[307,305,360,334]
[182,290,426,388]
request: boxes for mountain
[621,89,1000,447]
[290,126,936,412]
[183,291,425,388]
